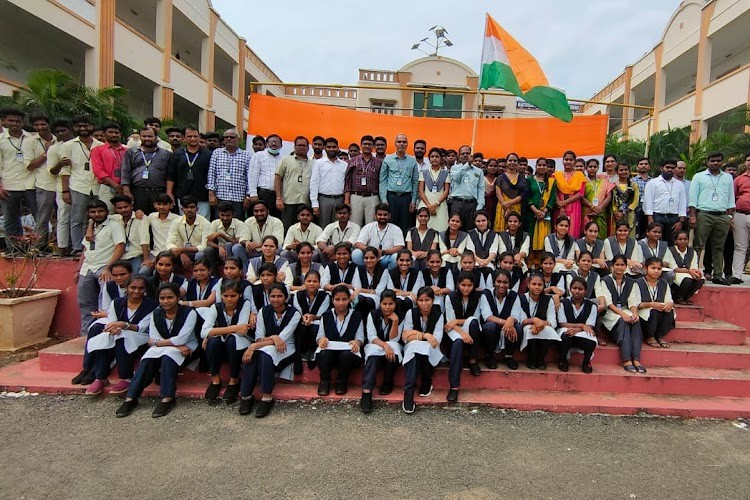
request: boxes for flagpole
[470,90,481,151]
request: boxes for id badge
[298,174,304,183]
[142,168,149,180]
[224,173,232,181]
[187,170,194,181]
[396,179,402,186]
[432,185,438,193]
[84,162,90,171]
[592,198,599,206]
[89,240,96,251]
[668,197,675,207]
[124,242,130,252]
[15,152,23,162]
[712,192,719,202]
[361,177,367,186]
[185,240,192,246]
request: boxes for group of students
[70,180,699,417]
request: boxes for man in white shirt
[0,109,34,253]
[46,120,75,255]
[643,159,687,245]
[167,195,211,271]
[143,193,179,274]
[22,115,59,251]
[232,200,285,271]
[73,199,126,335]
[247,133,283,217]
[281,205,322,262]
[316,203,360,265]
[352,203,405,270]
[109,194,151,274]
[202,201,249,267]
[310,137,348,228]
[59,115,103,256]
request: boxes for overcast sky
[212,0,678,99]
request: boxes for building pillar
[621,66,634,137]
[237,40,247,131]
[652,43,665,132]
[96,0,116,88]
[206,10,218,111]
[691,1,716,144]
[153,86,174,120]
[201,109,215,132]
[156,0,173,85]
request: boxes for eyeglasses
[223,135,238,139]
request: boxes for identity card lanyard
[8,135,24,161]
[185,151,198,181]
[79,141,91,171]
[141,150,157,179]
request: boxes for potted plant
[0,233,62,351]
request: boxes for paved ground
[0,395,749,499]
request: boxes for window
[371,100,396,115]
[412,92,463,118]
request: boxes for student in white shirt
[310,138,348,228]
[281,205,322,262]
[142,194,179,275]
[352,203,405,270]
[167,195,211,272]
[315,203,361,265]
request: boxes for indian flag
[480,13,573,122]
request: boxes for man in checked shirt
[344,135,382,227]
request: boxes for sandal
[646,339,660,348]
[597,337,607,347]
[623,364,637,373]
[658,340,670,349]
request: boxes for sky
[211,0,679,99]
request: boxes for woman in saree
[610,162,640,237]
[583,158,613,239]
[552,150,587,239]
[494,152,528,232]
[525,157,557,266]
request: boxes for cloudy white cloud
[211,0,678,99]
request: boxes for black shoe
[712,277,731,286]
[152,399,176,418]
[504,356,519,370]
[71,368,89,385]
[526,359,536,370]
[204,382,222,402]
[485,355,498,370]
[317,380,330,396]
[239,396,255,415]
[446,388,459,403]
[729,277,743,285]
[403,391,415,414]
[469,362,482,376]
[115,399,138,418]
[254,399,274,418]
[80,369,96,386]
[558,359,569,372]
[582,361,593,374]
[306,360,317,370]
[360,392,373,413]
[379,381,394,395]
[335,380,348,395]
[538,360,547,371]
[222,383,240,404]
[418,381,433,397]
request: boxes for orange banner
[247,93,607,158]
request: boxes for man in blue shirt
[689,152,736,285]
[448,145,484,231]
[379,133,418,234]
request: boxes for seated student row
[78,243,679,418]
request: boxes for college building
[582,0,750,142]
[0,0,284,131]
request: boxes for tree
[5,69,138,134]
[604,133,646,167]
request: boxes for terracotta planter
[0,289,62,351]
